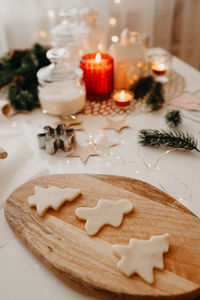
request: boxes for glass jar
[108,29,148,89]
[83,9,107,53]
[148,51,172,83]
[50,8,90,68]
[37,48,86,116]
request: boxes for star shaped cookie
[66,142,100,163]
[104,118,129,132]
[94,136,118,154]
[55,116,83,130]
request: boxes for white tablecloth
[0,55,200,300]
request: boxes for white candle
[152,62,168,75]
[39,81,86,115]
[113,90,133,107]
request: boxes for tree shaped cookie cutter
[37,124,75,154]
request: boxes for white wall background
[0,0,200,69]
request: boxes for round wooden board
[5,174,200,300]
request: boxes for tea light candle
[80,52,114,100]
[113,90,133,107]
[152,63,168,76]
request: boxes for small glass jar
[37,48,86,116]
[148,51,172,83]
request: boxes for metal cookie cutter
[37,124,75,154]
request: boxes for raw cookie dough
[28,185,81,216]
[112,233,169,284]
[75,199,133,235]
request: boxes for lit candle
[152,63,168,76]
[80,52,114,100]
[113,90,133,107]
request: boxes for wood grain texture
[5,174,200,300]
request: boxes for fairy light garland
[72,130,193,205]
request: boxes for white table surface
[0,55,200,300]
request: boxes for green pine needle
[8,86,39,111]
[146,82,164,111]
[129,76,155,99]
[139,129,199,152]
[0,44,50,111]
[165,110,182,128]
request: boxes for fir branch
[129,76,155,99]
[146,82,164,111]
[8,86,39,111]
[0,44,50,111]
[165,110,182,128]
[138,129,200,152]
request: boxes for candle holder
[80,53,114,100]
[112,90,134,107]
[149,52,172,83]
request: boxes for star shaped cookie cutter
[37,124,75,154]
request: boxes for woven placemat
[83,70,185,116]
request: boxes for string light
[111,35,119,43]
[109,17,117,26]
[114,0,121,3]
[47,10,55,18]
[39,31,47,38]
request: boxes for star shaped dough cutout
[104,118,129,132]
[75,199,134,235]
[28,185,81,216]
[112,233,170,284]
[93,136,118,154]
[66,142,100,163]
[54,116,83,130]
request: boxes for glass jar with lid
[50,8,90,68]
[37,48,86,116]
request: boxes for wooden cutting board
[5,174,200,300]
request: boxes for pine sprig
[129,76,155,99]
[139,129,200,152]
[146,82,164,111]
[165,110,182,128]
[0,44,50,111]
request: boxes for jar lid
[50,7,89,47]
[37,48,78,85]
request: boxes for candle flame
[120,90,125,100]
[95,52,101,63]
[156,63,166,71]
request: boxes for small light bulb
[39,31,47,38]
[109,17,117,26]
[47,10,55,18]
[114,0,121,3]
[111,35,119,43]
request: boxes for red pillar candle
[80,53,114,100]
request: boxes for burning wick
[95,53,102,63]
[113,90,133,107]
[152,63,168,76]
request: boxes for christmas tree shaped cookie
[28,185,81,216]
[112,233,169,284]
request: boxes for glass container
[149,51,172,83]
[80,52,114,100]
[37,48,86,115]
[50,8,90,68]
